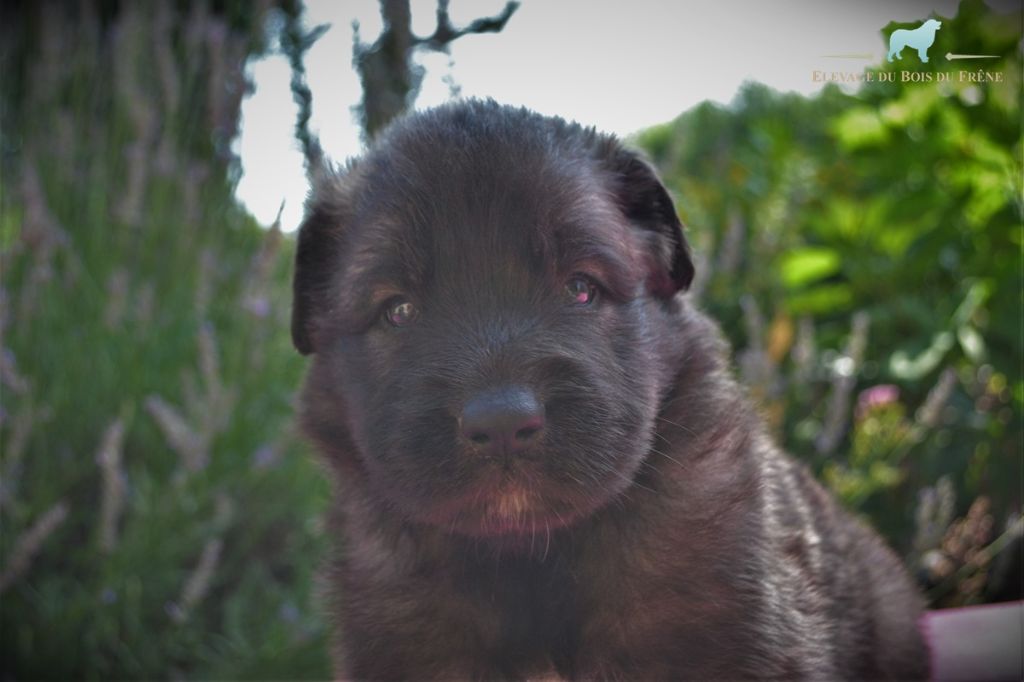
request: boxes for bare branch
[418,0,520,52]
[353,0,519,139]
[282,12,329,171]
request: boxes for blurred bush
[635,0,1021,609]
[1,1,330,678]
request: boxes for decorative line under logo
[819,18,1002,64]
[945,52,1000,60]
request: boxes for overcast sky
[235,0,1010,231]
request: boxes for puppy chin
[423,477,579,542]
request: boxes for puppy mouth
[380,386,649,539]
[429,472,579,539]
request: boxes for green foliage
[1,3,330,678]
[638,0,1021,591]
[778,247,842,290]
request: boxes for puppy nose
[459,386,545,455]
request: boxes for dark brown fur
[291,100,929,680]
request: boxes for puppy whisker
[655,414,698,437]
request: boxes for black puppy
[291,100,929,680]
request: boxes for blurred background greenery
[1,0,1020,678]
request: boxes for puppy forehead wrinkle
[556,197,643,282]
[416,179,560,286]
[343,108,639,304]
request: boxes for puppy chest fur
[291,100,929,680]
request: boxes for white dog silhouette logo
[887,19,942,63]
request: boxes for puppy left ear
[599,142,694,298]
[292,162,352,355]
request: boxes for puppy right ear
[291,166,349,355]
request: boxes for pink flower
[857,384,900,418]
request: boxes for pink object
[921,601,1023,681]
[856,384,900,417]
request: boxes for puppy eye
[384,298,418,327]
[564,276,598,306]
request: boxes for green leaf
[783,283,854,314]
[889,331,955,380]
[778,247,842,289]
[952,280,991,326]
[957,324,986,362]
[832,107,888,150]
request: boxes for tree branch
[418,0,520,52]
[282,12,329,171]
[353,0,520,139]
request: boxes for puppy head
[293,100,693,539]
